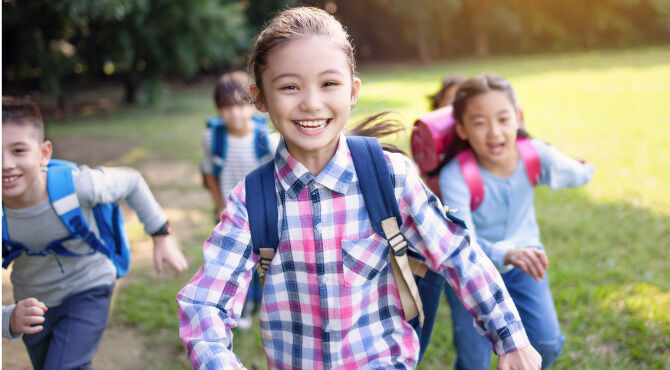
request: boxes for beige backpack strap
[381,217,425,327]
[257,248,275,287]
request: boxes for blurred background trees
[4,0,670,107]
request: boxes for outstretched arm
[177,183,255,369]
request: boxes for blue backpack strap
[245,160,279,285]
[2,206,27,268]
[46,164,109,258]
[253,118,271,160]
[346,136,402,235]
[207,117,226,177]
[347,136,443,363]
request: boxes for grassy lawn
[44,45,670,369]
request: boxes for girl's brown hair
[248,7,355,98]
[429,74,530,177]
[248,7,407,154]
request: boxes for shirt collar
[275,135,355,199]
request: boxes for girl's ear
[350,77,361,107]
[454,121,468,141]
[249,84,268,112]
[40,140,53,167]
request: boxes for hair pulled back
[248,7,356,97]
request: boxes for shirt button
[315,223,322,233]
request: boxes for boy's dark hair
[2,96,45,141]
[429,74,530,177]
[214,71,252,109]
[428,74,466,110]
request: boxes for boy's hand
[498,345,542,370]
[504,248,549,282]
[152,235,188,276]
[10,298,48,335]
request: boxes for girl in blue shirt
[437,74,594,369]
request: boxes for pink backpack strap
[516,137,541,186]
[456,150,484,211]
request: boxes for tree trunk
[474,29,490,58]
[124,77,138,104]
[416,24,430,64]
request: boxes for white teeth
[3,176,19,183]
[295,120,328,128]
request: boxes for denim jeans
[22,284,114,370]
[444,269,565,369]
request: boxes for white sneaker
[238,315,252,330]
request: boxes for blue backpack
[245,136,458,362]
[207,113,272,177]
[2,159,131,278]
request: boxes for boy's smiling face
[2,123,52,209]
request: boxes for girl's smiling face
[455,90,521,176]
[253,35,360,173]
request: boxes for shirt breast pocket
[341,233,388,287]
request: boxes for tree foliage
[3,0,251,104]
[313,0,670,62]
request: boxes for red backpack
[411,106,541,211]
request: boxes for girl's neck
[287,140,339,176]
[478,147,520,179]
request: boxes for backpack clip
[387,230,409,257]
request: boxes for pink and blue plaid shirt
[177,136,529,369]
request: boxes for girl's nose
[488,121,503,137]
[299,87,323,113]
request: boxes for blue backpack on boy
[207,113,272,177]
[245,136,459,363]
[2,159,131,278]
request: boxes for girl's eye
[323,81,339,87]
[280,85,297,91]
[13,148,27,154]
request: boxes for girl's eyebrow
[271,69,344,83]
[271,73,300,83]
[320,69,344,76]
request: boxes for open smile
[292,118,331,130]
[2,174,22,187]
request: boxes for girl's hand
[498,345,542,370]
[9,298,48,335]
[152,235,189,276]
[504,248,549,282]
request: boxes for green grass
[46,45,670,368]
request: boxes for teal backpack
[2,159,131,278]
[207,113,272,177]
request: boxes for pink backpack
[411,106,541,211]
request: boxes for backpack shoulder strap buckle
[382,218,408,257]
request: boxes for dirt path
[2,136,207,369]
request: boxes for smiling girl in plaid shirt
[177,7,541,370]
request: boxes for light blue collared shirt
[439,138,594,272]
